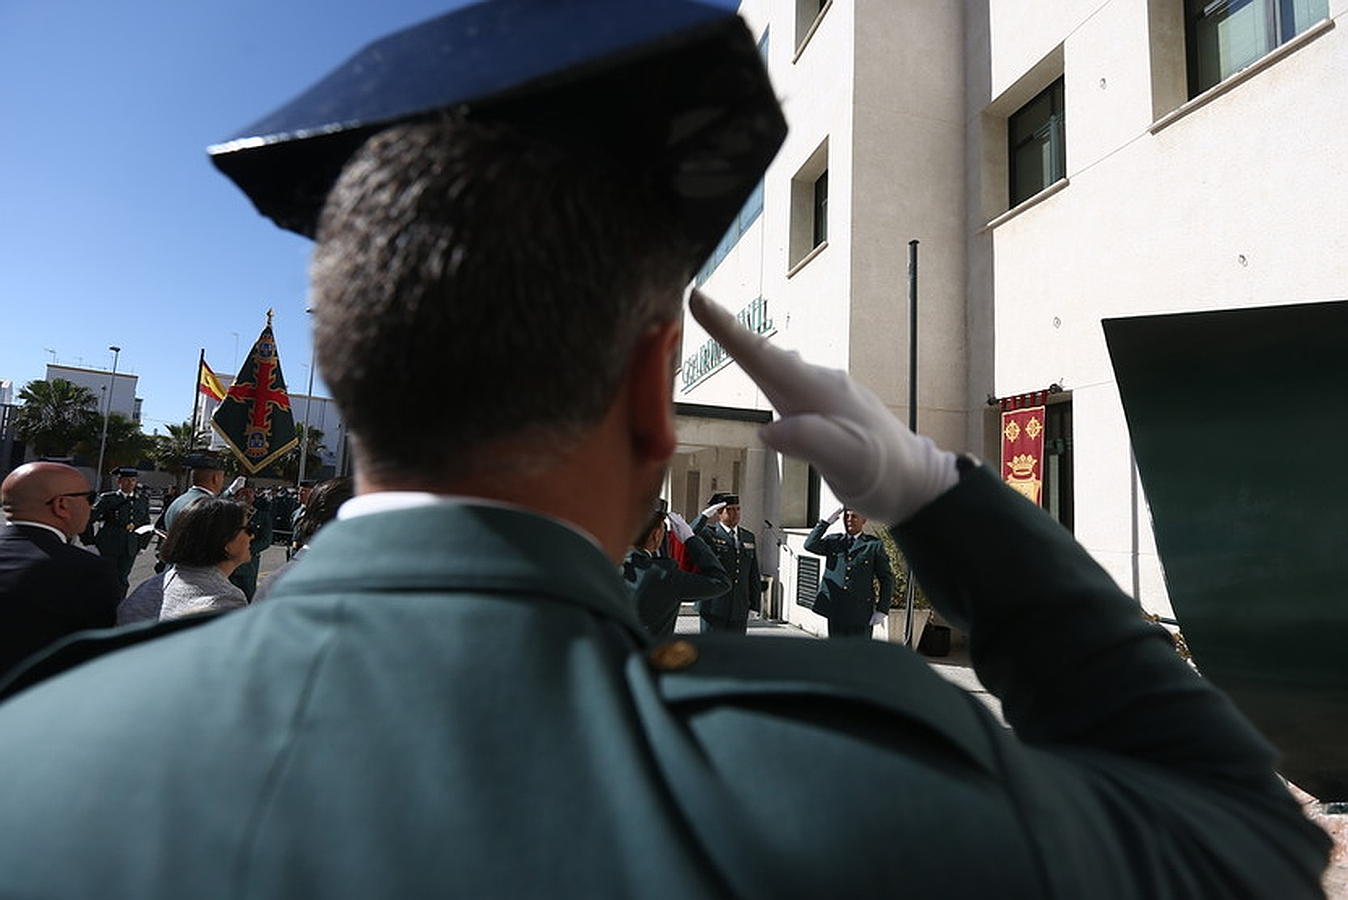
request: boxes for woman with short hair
[158,498,252,621]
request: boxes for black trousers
[826,619,872,639]
[700,615,748,636]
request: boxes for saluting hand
[665,512,695,543]
[690,290,958,525]
[699,501,727,520]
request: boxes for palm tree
[273,425,327,481]
[14,378,98,458]
[75,412,150,474]
[150,421,212,489]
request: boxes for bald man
[0,462,121,676]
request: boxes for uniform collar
[277,502,647,641]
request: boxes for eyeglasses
[47,491,97,505]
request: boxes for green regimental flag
[212,321,298,474]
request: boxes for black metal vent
[795,556,820,609]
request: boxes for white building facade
[677,0,1346,634]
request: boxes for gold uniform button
[648,639,699,671]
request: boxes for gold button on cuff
[648,640,699,672]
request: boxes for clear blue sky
[0,0,466,433]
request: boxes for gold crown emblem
[1008,453,1037,478]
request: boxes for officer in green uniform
[804,506,895,638]
[84,467,151,595]
[0,4,1329,897]
[227,486,274,601]
[691,492,762,634]
[623,506,729,637]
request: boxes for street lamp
[296,309,316,488]
[94,345,121,488]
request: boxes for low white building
[46,364,141,424]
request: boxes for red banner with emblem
[1000,406,1045,505]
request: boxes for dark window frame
[812,169,828,248]
[1007,77,1066,208]
[1185,0,1329,97]
[1043,401,1073,532]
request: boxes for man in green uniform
[804,506,895,638]
[162,453,227,532]
[0,3,1328,897]
[83,467,151,595]
[623,506,729,637]
[691,492,763,634]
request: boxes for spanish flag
[198,359,227,402]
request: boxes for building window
[812,171,828,247]
[1044,401,1073,531]
[1186,0,1329,96]
[789,138,829,268]
[795,0,829,55]
[1008,78,1065,207]
[780,459,821,528]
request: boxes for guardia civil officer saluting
[0,2,1329,896]
[690,492,762,634]
[623,505,729,637]
[83,467,151,595]
[804,506,895,638]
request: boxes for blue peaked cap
[209,0,786,265]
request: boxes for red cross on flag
[212,321,299,474]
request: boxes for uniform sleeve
[690,514,711,537]
[892,462,1331,896]
[662,535,731,599]
[802,519,836,555]
[872,541,894,613]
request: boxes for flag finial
[266,308,274,327]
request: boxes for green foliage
[14,378,98,458]
[75,412,150,472]
[150,422,213,487]
[875,527,930,609]
[271,424,327,481]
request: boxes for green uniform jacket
[0,466,1329,897]
[803,521,895,629]
[689,516,761,623]
[623,533,730,637]
[162,485,215,532]
[86,491,151,581]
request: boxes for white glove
[868,611,888,627]
[225,476,246,496]
[825,505,844,524]
[700,501,727,520]
[666,512,695,542]
[690,290,958,524]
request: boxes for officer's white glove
[690,291,958,525]
[868,611,888,627]
[225,476,246,496]
[666,512,695,542]
[699,501,727,520]
[825,505,844,524]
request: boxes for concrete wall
[980,0,1348,614]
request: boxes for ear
[625,318,681,464]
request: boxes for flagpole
[903,239,919,648]
[297,307,316,488]
[192,349,205,448]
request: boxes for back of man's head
[311,116,691,484]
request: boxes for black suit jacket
[0,524,121,676]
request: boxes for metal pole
[191,349,205,448]
[903,240,919,648]
[95,345,121,489]
[296,311,316,488]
